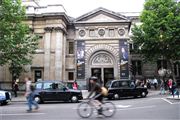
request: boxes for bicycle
[77,94,116,118]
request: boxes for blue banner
[76,41,85,79]
[119,40,129,79]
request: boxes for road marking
[161,98,173,104]
[0,113,45,116]
[161,98,180,105]
[116,105,131,108]
[117,105,156,111]
[73,104,131,110]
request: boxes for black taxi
[105,80,148,100]
[33,80,83,103]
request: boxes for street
[0,94,180,120]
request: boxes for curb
[166,95,180,100]
[11,90,169,102]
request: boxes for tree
[0,0,39,80]
[131,0,180,80]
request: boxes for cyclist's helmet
[90,76,98,81]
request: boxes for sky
[38,0,145,17]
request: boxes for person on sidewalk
[159,79,165,95]
[24,77,39,112]
[73,80,78,90]
[13,80,19,97]
[171,81,178,98]
[153,77,158,90]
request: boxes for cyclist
[87,76,106,115]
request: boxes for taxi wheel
[71,96,78,103]
[141,92,147,98]
[113,94,119,100]
[34,96,42,104]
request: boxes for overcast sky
[38,0,145,17]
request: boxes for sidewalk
[11,89,179,102]
[166,95,180,100]
[149,89,180,100]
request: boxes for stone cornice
[54,27,68,35]
[44,27,67,34]
[44,27,53,32]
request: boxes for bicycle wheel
[77,102,93,118]
[102,101,116,117]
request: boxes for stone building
[0,2,179,90]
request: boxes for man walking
[24,77,39,112]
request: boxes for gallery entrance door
[104,68,114,85]
[91,68,114,86]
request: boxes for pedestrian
[159,79,165,95]
[171,81,177,97]
[73,81,78,90]
[153,77,158,90]
[24,77,39,112]
[168,77,173,94]
[147,78,151,89]
[13,80,19,97]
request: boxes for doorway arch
[88,50,118,85]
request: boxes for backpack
[101,87,108,96]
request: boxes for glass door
[104,68,114,85]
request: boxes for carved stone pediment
[75,7,129,23]
[91,53,113,65]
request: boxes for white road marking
[0,113,45,116]
[73,104,131,109]
[116,105,131,108]
[117,105,156,111]
[161,98,180,105]
[161,98,173,104]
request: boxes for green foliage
[0,0,39,77]
[131,0,180,62]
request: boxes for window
[34,70,42,82]
[120,81,129,87]
[43,83,53,90]
[112,81,119,88]
[157,60,167,69]
[35,83,42,90]
[68,72,74,80]
[129,43,138,53]
[57,83,65,90]
[131,60,142,75]
[89,29,95,37]
[68,42,74,54]
[109,29,114,37]
[129,43,134,53]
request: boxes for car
[0,90,11,105]
[33,80,83,103]
[105,80,148,100]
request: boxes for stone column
[54,27,64,80]
[44,27,53,80]
[63,35,67,81]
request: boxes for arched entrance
[88,51,117,85]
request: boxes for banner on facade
[119,40,129,79]
[76,41,85,79]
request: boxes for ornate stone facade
[0,4,179,90]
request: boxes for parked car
[0,90,11,105]
[33,80,83,103]
[105,80,148,100]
